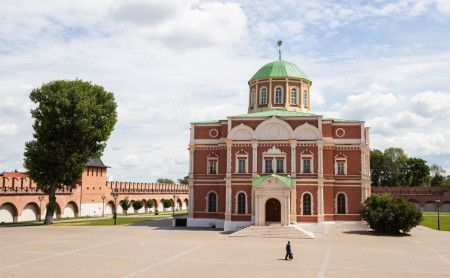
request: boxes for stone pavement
[0,219,449,278]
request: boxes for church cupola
[248,42,312,114]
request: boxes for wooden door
[265,198,281,222]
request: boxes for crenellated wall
[0,171,189,223]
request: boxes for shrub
[155,210,159,215]
[163,199,173,209]
[147,199,154,208]
[132,200,144,211]
[359,193,423,234]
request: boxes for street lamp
[172,195,178,219]
[101,196,106,217]
[38,196,44,221]
[436,199,441,230]
[112,193,118,225]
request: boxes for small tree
[359,193,422,234]
[163,199,173,211]
[120,199,132,216]
[147,199,155,210]
[132,200,144,212]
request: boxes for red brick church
[187,50,371,231]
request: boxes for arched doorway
[265,198,281,222]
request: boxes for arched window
[303,90,308,107]
[303,193,311,215]
[237,193,246,214]
[251,90,255,107]
[337,193,346,214]
[291,88,297,105]
[275,87,282,104]
[208,192,217,212]
[260,88,267,105]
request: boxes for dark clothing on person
[285,242,291,260]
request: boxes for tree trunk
[44,183,57,224]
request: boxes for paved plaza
[0,219,449,278]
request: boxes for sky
[1,0,449,182]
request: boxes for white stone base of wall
[81,203,104,217]
[224,220,253,232]
[187,217,224,229]
[295,221,369,233]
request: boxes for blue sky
[1,0,449,182]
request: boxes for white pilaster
[226,140,232,178]
[290,140,297,178]
[318,141,324,179]
[252,140,258,178]
[225,179,232,215]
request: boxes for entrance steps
[229,225,314,239]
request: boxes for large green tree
[24,80,117,224]
[402,158,430,187]
[177,175,188,185]
[370,149,385,187]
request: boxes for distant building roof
[86,158,109,168]
[1,172,29,178]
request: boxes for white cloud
[410,91,450,118]
[338,90,397,120]
[120,155,142,168]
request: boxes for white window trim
[290,87,298,105]
[251,90,256,107]
[260,87,267,105]
[235,149,249,173]
[205,191,218,212]
[262,147,287,173]
[303,89,308,108]
[300,149,314,174]
[274,86,283,104]
[334,153,348,175]
[235,191,248,214]
[300,191,314,215]
[207,153,219,175]
[335,192,348,214]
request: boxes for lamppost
[101,196,106,217]
[38,196,44,221]
[436,199,441,230]
[172,195,178,219]
[112,193,118,225]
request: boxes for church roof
[253,174,292,188]
[249,59,311,83]
[231,109,319,118]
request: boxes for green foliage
[177,175,188,185]
[370,149,384,187]
[163,199,173,208]
[359,193,423,234]
[23,80,117,224]
[370,148,432,187]
[46,201,58,213]
[402,158,430,187]
[157,178,175,184]
[147,199,154,208]
[430,164,447,187]
[132,200,144,210]
[120,199,132,215]
[155,210,159,215]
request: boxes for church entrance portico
[253,174,292,227]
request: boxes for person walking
[285,241,292,260]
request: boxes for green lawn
[52,215,169,226]
[421,212,450,231]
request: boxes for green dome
[249,59,310,83]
